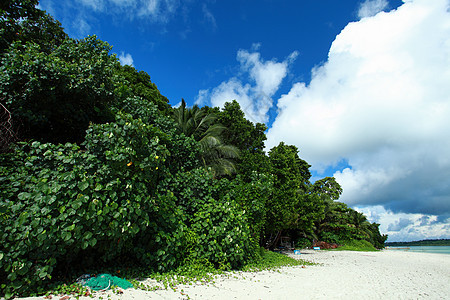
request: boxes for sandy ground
[18,250,450,300]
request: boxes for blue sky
[38,0,450,242]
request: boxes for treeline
[386,239,450,247]
[0,1,387,298]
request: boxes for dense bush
[0,36,119,143]
[332,239,378,252]
[226,172,273,241]
[0,113,194,297]
[159,169,255,269]
[115,97,201,174]
[114,64,171,114]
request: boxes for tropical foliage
[0,2,387,298]
[172,99,239,176]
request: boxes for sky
[37,0,450,242]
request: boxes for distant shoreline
[385,238,450,247]
[18,250,450,300]
[385,245,450,255]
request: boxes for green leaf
[7,272,16,281]
[83,231,93,240]
[38,269,47,279]
[81,241,89,249]
[61,232,71,241]
[78,181,89,191]
[71,200,82,210]
[17,264,29,276]
[18,192,31,200]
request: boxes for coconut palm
[172,99,239,176]
[351,210,372,238]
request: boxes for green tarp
[84,273,133,291]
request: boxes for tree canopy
[0,0,67,55]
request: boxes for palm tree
[351,210,372,238]
[172,99,239,176]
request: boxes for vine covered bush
[0,114,193,297]
[160,169,256,269]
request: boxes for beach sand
[18,250,450,300]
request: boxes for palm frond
[171,100,239,176]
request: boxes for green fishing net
[83,273,133,291]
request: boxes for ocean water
[387,246,450,255]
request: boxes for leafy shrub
[115,97,201,173]
[295,237,312,249]
[159,169,255,269]
[189,195,252,269]
[242,249,313,272]
[331,239,378,252]
[319,231,342,244]
[0,113,186,298]
[226,172,273,241]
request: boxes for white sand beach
[19,250,450,300]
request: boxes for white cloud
[37,0,56,16]
[358,0,389,19]
[137,0,178,21]
[237,50,298,97]
[196,48,297,123]
[202,4,217,29]
[355,206,450,242]
[78,0,105,11]
[68,0,180,22]
[387,218,414,231]
[39,0,184,39]
[266,0,450,217]
[118,52,134,66]
[71,16,92,38]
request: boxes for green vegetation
[386,239,450,247]
[242,249,314,272]
[0,2,387,298]
[330,240,378,252]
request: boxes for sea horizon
[386,245,450,255]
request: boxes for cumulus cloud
[387,218,413,231]
[266,0,450,217]
[118,52,134,66]
[418,216,431,226]
[196,47,298,123]
[356,206,449,241]
[357,0,389,19]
